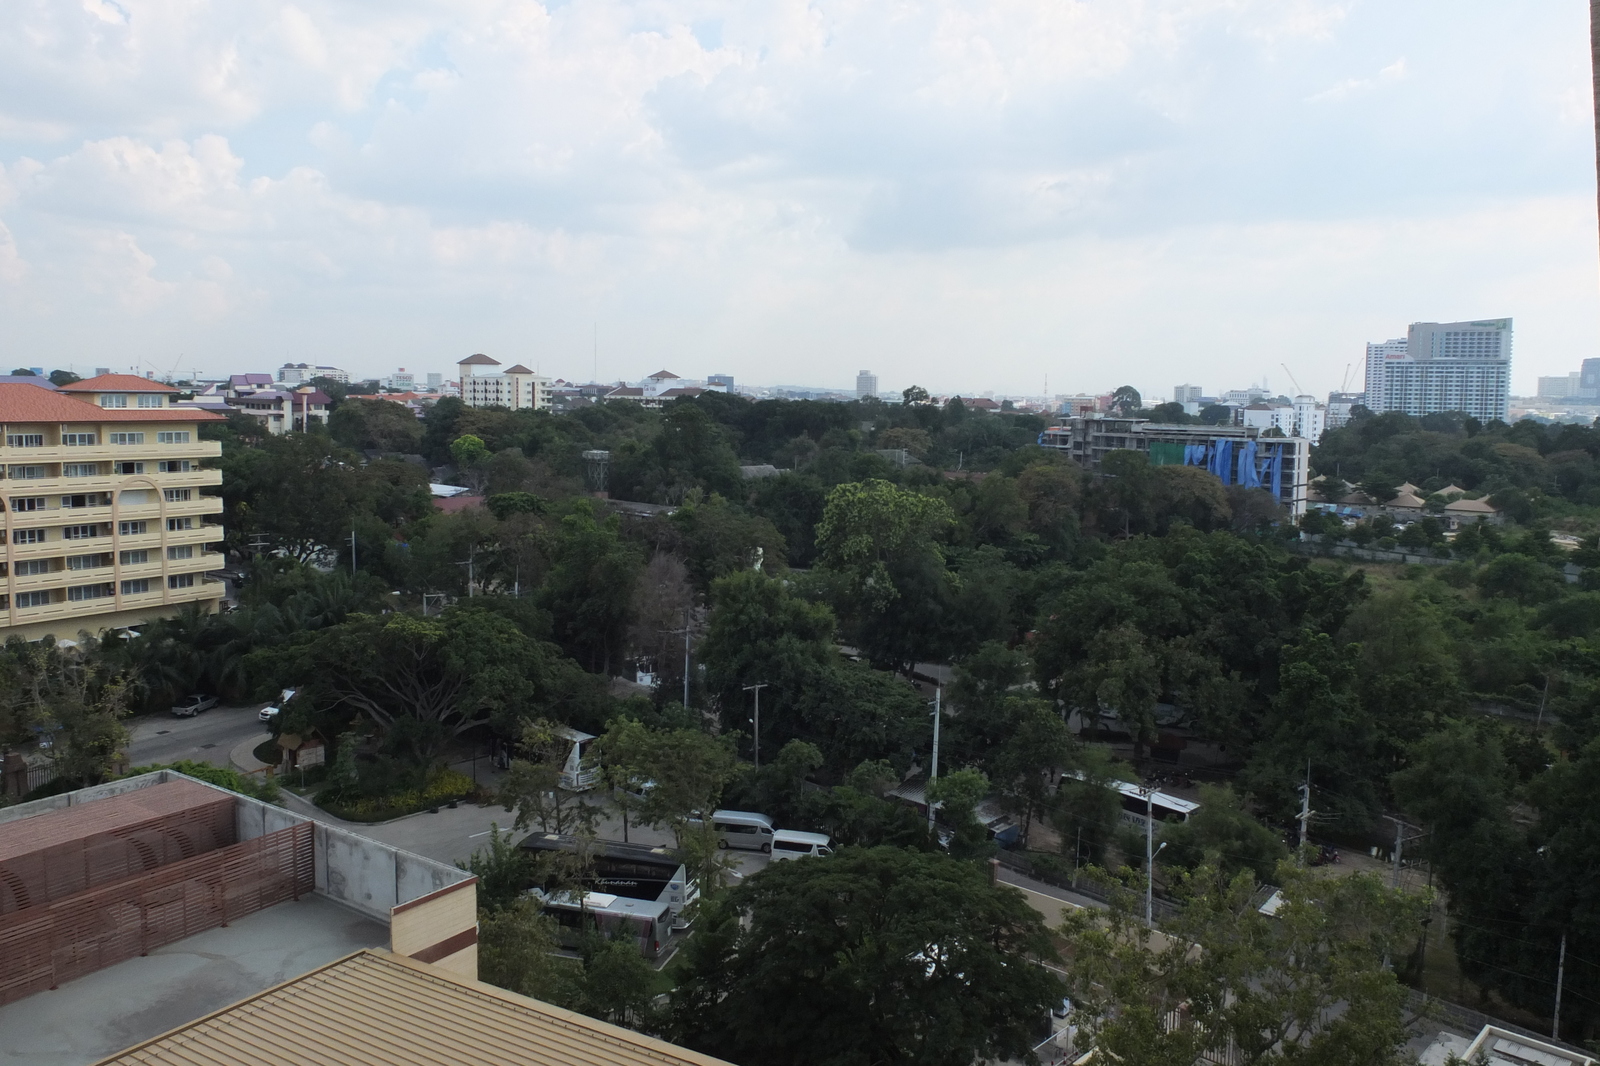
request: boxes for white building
[1326,391,1363,429]
[857,371,879,400]
[1364,319,1512,422]
[426,372,443,390]
[277,363,349,385]
[1173,384,1203,404]
[457,354,551,411]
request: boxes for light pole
[743,683,768,769]
[927,686,942,834]
[1147,838,1168,929]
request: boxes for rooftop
[95,949,734,1066]
[58,375,179,393]
[0,895,387,1066]
[457,353,500,366]
[0,384,223,423]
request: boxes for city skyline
[1,3,1596,400]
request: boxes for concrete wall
[3,770,474,925]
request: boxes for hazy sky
[2,1,1596,400]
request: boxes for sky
[1,1,1597,401]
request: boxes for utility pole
[1554,930,1568,1041]
[1297,761,1313,861]
[1145,788,1155,927]
[1382,815,1420,890]
[349,529,357,574]
[927,686,942,833]
[683,624,691,709]
[743,683,768,769]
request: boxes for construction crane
[1280,363,1307,397]
[1337,363,1353,394]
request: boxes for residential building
[456,354,551,411]
[426,372,443,390]
[1057,394,1101,416]
[1293,394,1327,441]
[1326,391,1363,429]
[857,370,878,399]
[1221,386,1271,405]
[1039,416,1311,516]
[0,376,225,641]
[1364,319,1513,422]
[276,363,349,385]
[224,387,332,435]
[1173,384,1203,405]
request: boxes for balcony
[0,439,221,466]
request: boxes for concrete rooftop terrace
[0,893,386,1066]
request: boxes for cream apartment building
[0,376,225,641]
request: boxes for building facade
[225,388,332,434]
[276,363,348,385]
[1364,319,1512,422]
[0,376,225,641]
[457,354,552,411]
[1173,384,1203,404]
[1039,416,1311,517]
[856,370,878,399]
[1325,391,1363,429]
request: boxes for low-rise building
[223,387,332,434]
[276,363,349,385]
[0,376,225,641]
[1039,416,1312,517]
[456,354,551,411]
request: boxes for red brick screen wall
[0,821,313,1005]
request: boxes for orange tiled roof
[0,384,222,423]
[57,374,180,393]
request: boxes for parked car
[260,688,297,723]
[170,695,219,718]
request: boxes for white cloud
[0,0,1593,396]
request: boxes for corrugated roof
[0,779,225,863]
[95,949,735,1066]
[58,375,179,393]
[0,383,223,423]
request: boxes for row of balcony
[2,495,223,528]
[0,578,225,629]
[0,440,221,465]
[0,552,223,593]
[4,522,224,561]
[2,468,222,497]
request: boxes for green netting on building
[1148,441,1187,466]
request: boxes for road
[125,704,270,769]
[337,792,773,881]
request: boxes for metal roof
[94,949,736,1066]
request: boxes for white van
[770,830,833,861]
[710,810,775,853]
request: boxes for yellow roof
[95,950,734,1066]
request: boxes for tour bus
[554,727,601,791]
[710,810,775,852]
[1109,780,1198,830]
[770,829,834,861]
[534,890,673,959]
[518,833,697,929]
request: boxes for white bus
[1109,780,1198,830]
[534,890,673,959]
[554,727,601,791]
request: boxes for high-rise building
[1173,384,1203,404]
[856,371,878,400]
[1363,319,1512,422]
[457,354,551,411]
[1325,391,1364,429]
[0,376,225,641]
[426,372,443,390]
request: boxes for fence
[993,849,1182,924]
[0,820,313,1006]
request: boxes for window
[137,395,164,408]
[66,554,108,570]
[62,433,97,446]
[166,545,192,560]
[120,549,149,565]
[120,578,150,595]
[63,464,99,478]
[157,431,191,444]
[109,432,145,445]
[16,591,51,608]
[115,461,145,475]
[99,394,128,408]
[7,465,46,479]
[163,487,192,503]
[12,529,44,544]
[5,434,43,448]
[61,493,109,508]
[157,460,191,473]
[166,517,193,531]
[9,496,44,512]
[118,520,148,536]
[14,559,49,576]
[63,524,99,540]
[167,573,195,590]
[67,583,113,601]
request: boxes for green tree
[498,718,602,835]
[539,500,643,673]
[668,847,1064,1066]
[989,702,1073,839]
[815,478,956,675]
[699,569,836,740]
[1111,385,1142,414]
[927,766,992,859]
[1159,784,1287,883]
[1061,864,1425,1065]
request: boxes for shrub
[316,766,476,822]
[123,761,281,803]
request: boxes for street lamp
[742,683,769,769]
[1147,840,1168,929]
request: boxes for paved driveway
[125,704,270,768]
